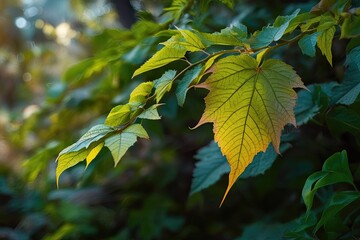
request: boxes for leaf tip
[219,177,236,207]
[190,116,209,130]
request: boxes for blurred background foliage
[0,0,360,239]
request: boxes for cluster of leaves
[58,0,359,198]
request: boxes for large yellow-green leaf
[196,54,304,204]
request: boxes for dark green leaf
[315,191,360,232]
[176,64,203,106]
[333,46,360,105]
[294,83,335,125]
[298,32,320,57]
[190,141,230,195]
[190,141,290,195]
[302,151,355,214]
[235,222,292,240]
[327,106,360,144]
[341,15,360,39]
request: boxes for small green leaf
[129,81,154,105]
[341,15,360,39]
[138,104,162,120]
[176,29,205,51]
[315,191,360,232]
[322,151,353,181]
[162,34,203,52]
[317,14,337,31]
[300,15,321,32]
[154,70,177,103]
[285,12,312,34]
[56,148,89,186]
[198,25,246,47]
[248,9,300,49]
[298,32,320,57]
[59,124,113,154]
[202,55,220,77]
[256,48,269,64]
[105,104,132,127]
[132,37,187,77]
[317,26,336,65]
[104,124,149,166]
[333,46,360,105]
[176,65,203,106]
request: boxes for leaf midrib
[234,69,260,176]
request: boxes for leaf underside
[196,54,304,204]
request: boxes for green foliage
[3,0,360,239]
[57,0,360,207]
[314,191,360,232]
[302,151,355,214]
[285,151,360,237]
[294,83,335,125]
